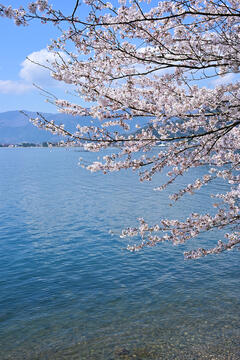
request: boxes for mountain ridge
[0,110,150,144]
[0,110,95,144]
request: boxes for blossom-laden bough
[1,0,239,258]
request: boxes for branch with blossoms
[2,0,240,258]
[121,202,240,259]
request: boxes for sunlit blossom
[1,0,239,258]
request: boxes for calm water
[0,148,239,360]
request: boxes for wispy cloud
[0,48,68,95]
[0,80,33,94]
[212,73,238,86]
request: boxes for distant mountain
[133,124,161,138]
[0,111,96,144]
[0,111,152,145]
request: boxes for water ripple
[0,148,239,359]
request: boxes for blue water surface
[0,147,239,360]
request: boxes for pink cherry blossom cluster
[0,1,48,25]
[2,0,239,258]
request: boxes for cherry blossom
[1,0,239,258]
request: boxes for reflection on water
[0,148,239,360]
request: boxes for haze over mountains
[0,111,150,145]
[0,111,96,144]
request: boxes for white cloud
[0,80,33,94]
[20,48,66,85]
[0,48,68,95]
[212,73,236,86]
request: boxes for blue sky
[0,0,87,113]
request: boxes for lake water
[0,148,239,360]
